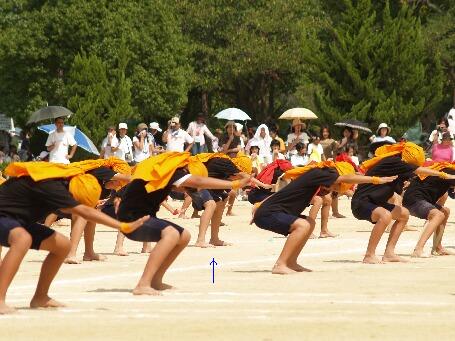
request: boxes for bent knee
[443,206,450,217]
[205,200,216,209]
[375,209,392,224]
[162,226,181,240]
[180,229,191,244]
[9,228,33,249]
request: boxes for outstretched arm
[336,174,397,185]
[414,167,455,180]
[180,174,251,190]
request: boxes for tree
[307,0,443,135]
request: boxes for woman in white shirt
[286,119,309,155]
[133,123,151,163]
[187,114,216,155]
[245,124,273,164]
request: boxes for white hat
[39,151,49,160]
[149,122,162,132]
[224,120,236,128]
[170,117,180,124]
[376,123,391,135]
[118,123,128,129]
[235,123,243,132]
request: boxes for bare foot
[113,249,129,256]
[151,282,174,291]
[83,253,107,262]
[363,255,384,264]
[141,248,152,253]
[64,257,81,264]
[432,248,455,256]
[289,263,312,272]
[319,232,338,238]
[382,254,409,263]
[30,295,66,309]
[332,213,346,218]
[194,241,215,248]
[209,239,232,246]
[132,286,162,296]
[411,249,430,258]
[0,302,16,314]
[309,233,317,239]
[272,264,297,275]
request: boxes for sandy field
[2,197,455,341]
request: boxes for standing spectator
[246,124,272,164]
[100,126,119,159]
[307,135,324,162]
[220,121,241,157]
[429,117,454,144]
[116,123,134,163]
[133,123,151,163]
[320,126,338,160]
[369,123,396,144]
[290,142,309,166]
[235,123,247,151]
[163,117,194,152]
[286,119,309,154]
[187,113,216,155]
[18,131,32,161]
[337,127,357,154]
[269,127,286,153]
[432,132,454,161]
[149,122,164,155]
[45,117,77,164]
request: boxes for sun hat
[149,122,162,132]
[118,123,128,129]
[376,123,391,135]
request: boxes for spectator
[307,135,324,162]
[429,117,454,145]
[337,127,357,154]
[45,117,77,164]
[116,123,134,163]
[163,116,194,152]
[100,126,119,159]
[246,124,272,164]
[269,127,286,153]
[212,128,223,152]
[447,108,455,135]
[187,113,216,155]
[290,142,309,167]
[235,123,247,151]
[133,123,151,163]
[320,126,338,160]
[347,146,360,166]
[18,131,32,161]
[432,131,454,161]
[369,123,396,144]
[220,120,241,157]
[270,139,286,162]
[249,142,266,175]
[286,119,309,154]
[149,122,164,155]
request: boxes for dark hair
[311,134,321,142]
[320,126,331,139]
[271,139,280,146]
[269,127,278,134]
[438,117,449,127]
[250,145,260,152]
[54,116,65,123]
[295,142,306,152]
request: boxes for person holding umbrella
[45,117,77,164]
[286,119,310,155]
[220,121,242,158]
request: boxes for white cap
[235,123,243,132]
[376,123,391,135]
[39,151,49,160]
[149,122,162,132]
[118,123,128,129]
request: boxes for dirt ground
[2,197,455,340]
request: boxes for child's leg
[308,196,322,239]
[30,232,71,308]
[0,228,32,314]
[287,217,316,272]
[331,195,346,218]
[82,221,106,261]
[320,194,337,238]
[178,194,192,219]
[412,208,445,257]
[209,199,231,246]
[151,230,191,290]
[133,227,181,295]
[113,231,128,256]
[64,214,85,264]
[382,206,409,262]
[141,242,152,253]
[226,190,236,216]
[195,200,216,248]
[44,213,58,227]
[273,218,314,275]
[0,245,2,265]
[433,207,454,255]
[363,207,392,264]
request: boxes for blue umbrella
[38,124,100,156]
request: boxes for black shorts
[0,217,55,250]
[253,210,305,236]
[208,189,229,202]
[169,191,185,201]
[247,189,272,205]
[101,204,116,219]
[405,200,442,220]
[188,190,214,211]
[351,200,395,223]
[124,217,184,242]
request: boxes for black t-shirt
[117,168,188,221]
[0,177,80,226]
[205,158,239,179]
[353,156,418,204]
[403,168,455,206]
[258,168,339,216]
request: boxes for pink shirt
[432,144,453,162]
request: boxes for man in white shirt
[163,117,194,152]
[45,117,77,164]
[115,123,134,163]
[100,126,119,159]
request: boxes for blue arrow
[210,257,218,284]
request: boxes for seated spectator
[249,143,266,175]
[369,123,396,144]
[432,132,454,162]
[269,128,286,153]
[270,139,286,162]
[290,142,309,167]
[347,146,360,166]
[307,135,324,162]
[246,124,272,164]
